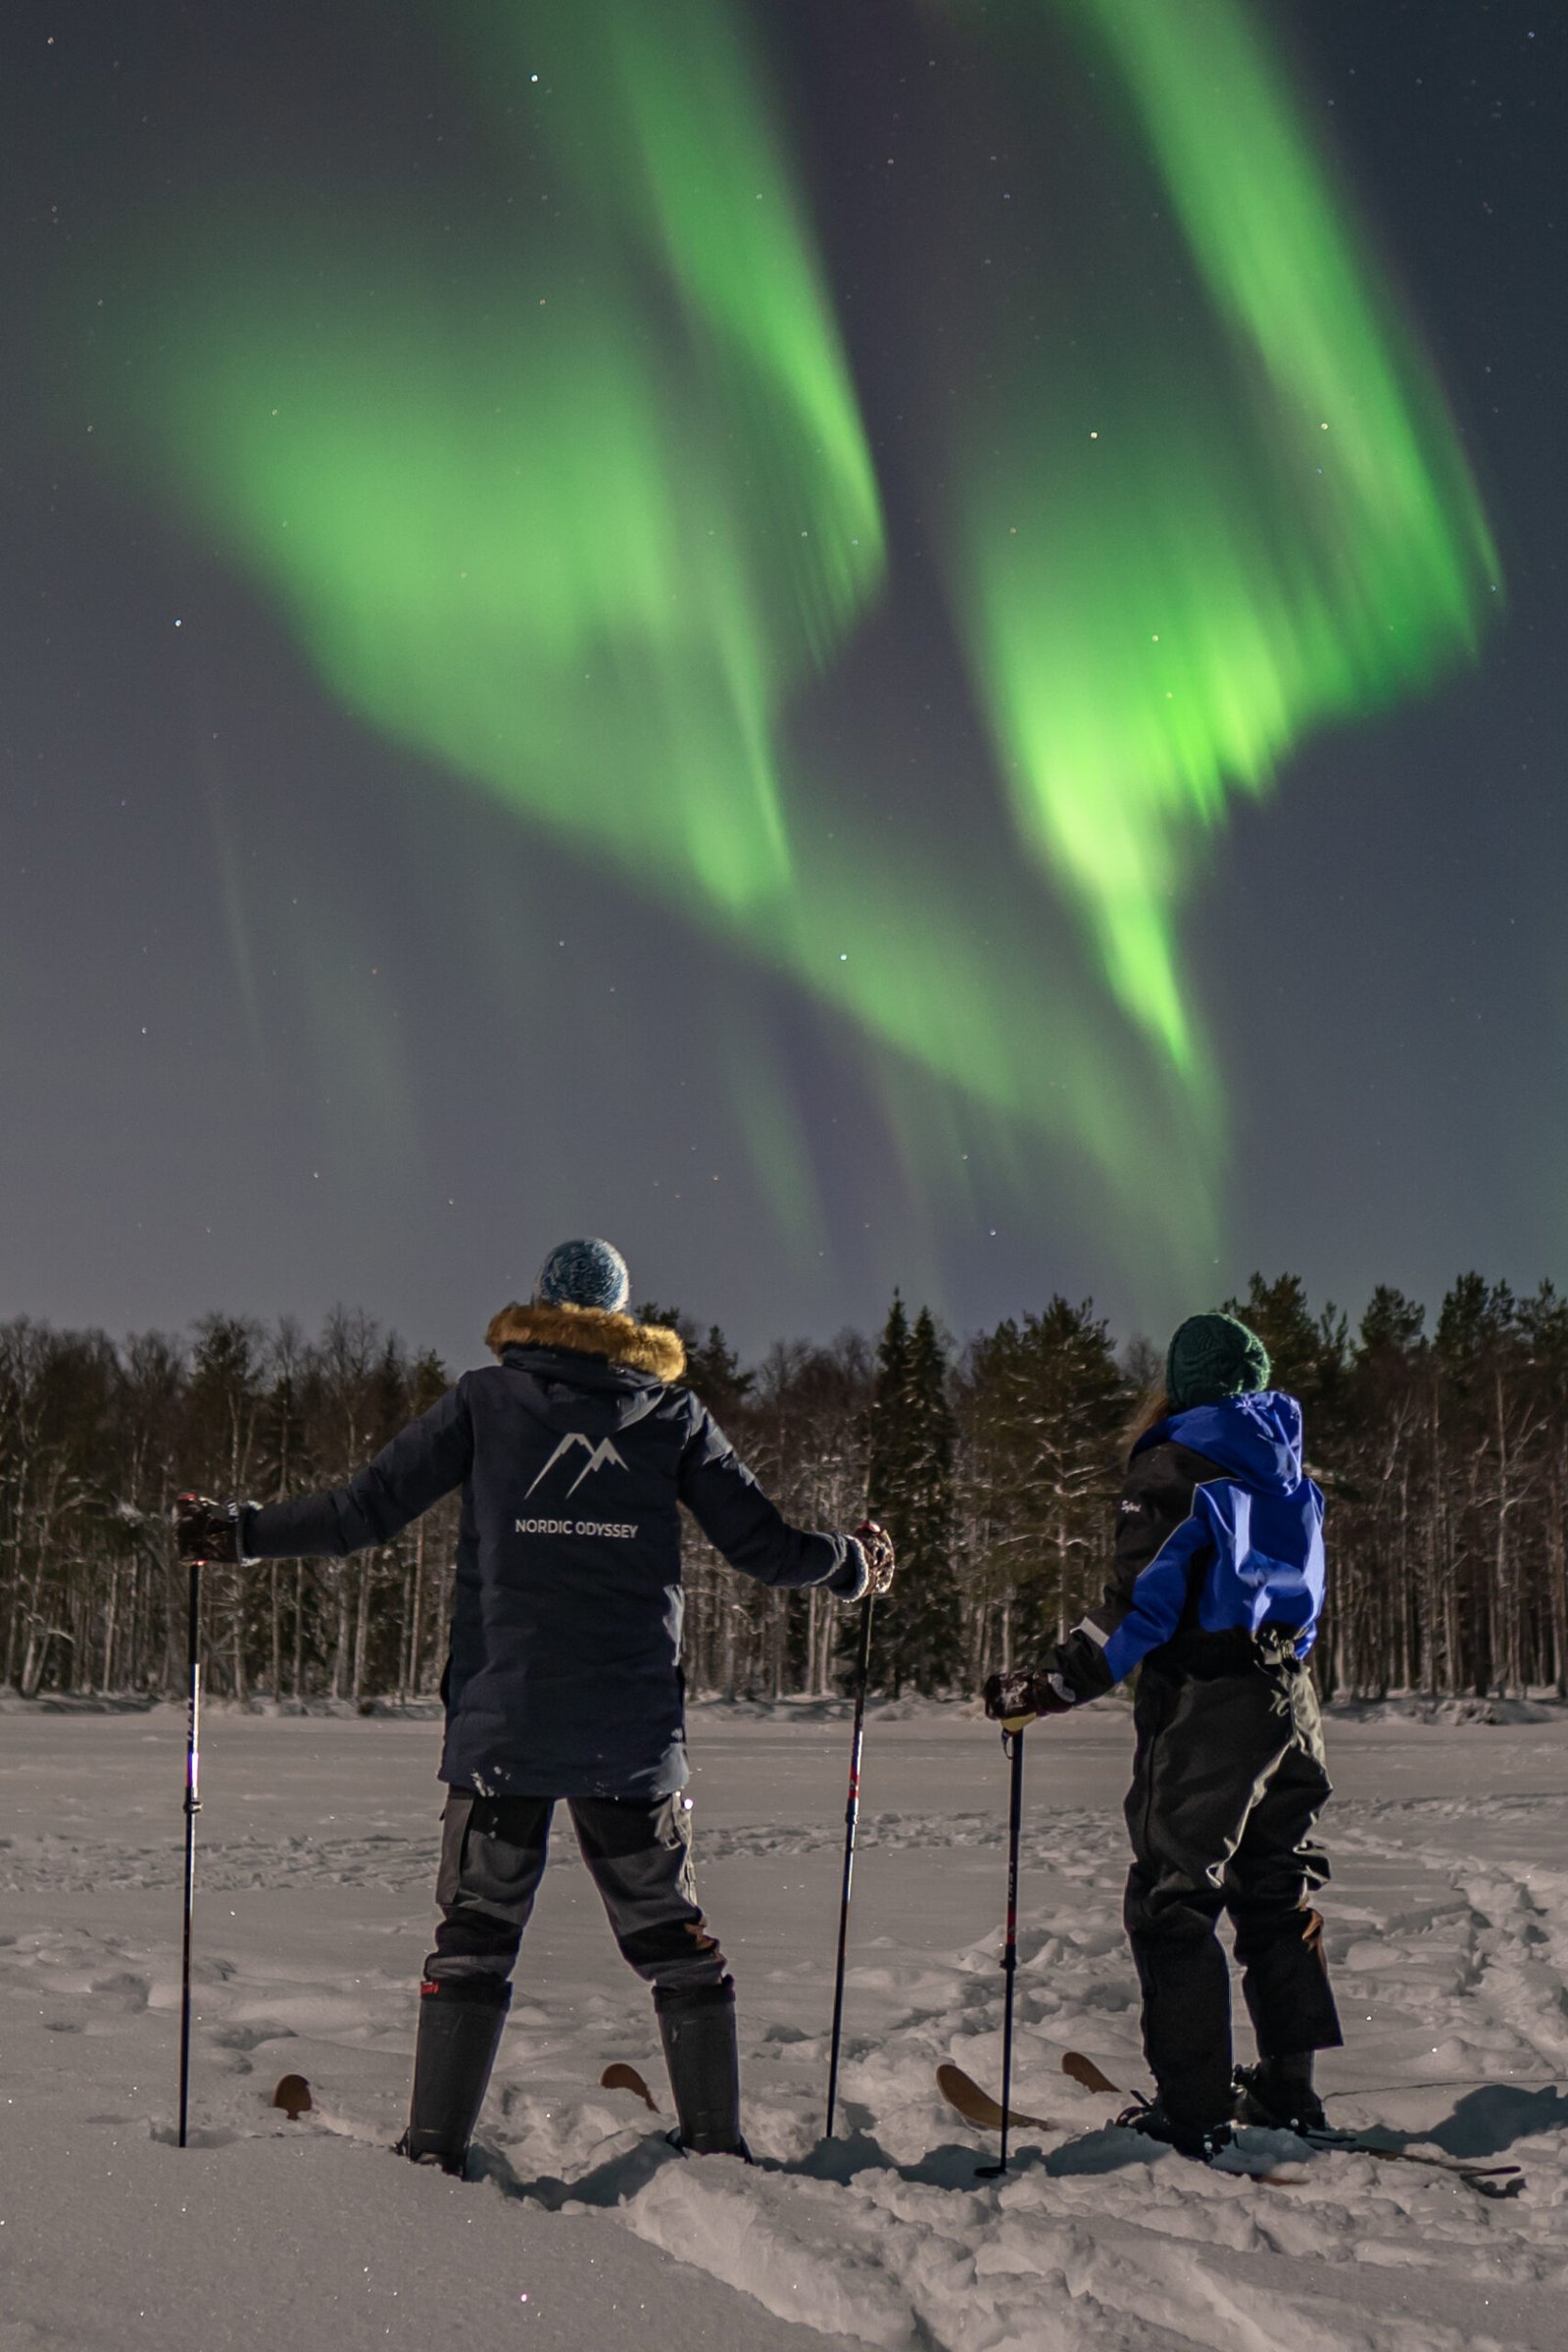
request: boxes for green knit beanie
[1164,1312,1271,1411]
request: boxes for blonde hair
[1124,1383,1171,1456]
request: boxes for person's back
[445,1299,693,1798]
[1085,1386,1325,1688]
[177,1238,893,2177]
[440,1295,866,1797]
[983,1311,1342,2159]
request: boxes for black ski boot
[1116,2097,1235,2163]
[1234,2053,1328,2135]
[399,1975,510,2176]
[655,1978,749,2158]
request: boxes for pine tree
[894,1306,962,1694]
[837,1293,906,1694]
[850,1296,961,1696]
[1221,1272,1349,1433]
[957,1298,1127,1672]
[865,1293,911,1532]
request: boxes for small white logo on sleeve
[525,1432,630,1499]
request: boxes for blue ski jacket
[1055,1391,1325,1700]
[241,1303,868,1799]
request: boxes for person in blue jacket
[984,1311,1342,2159]
[178,1239,893,2176]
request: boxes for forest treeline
[4,1270,1568,1705]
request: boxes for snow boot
[1116,2097,1235,2163]
[1234,2054,1328,2135]
[399,1976,510,2175]
[655,1978,748,2157]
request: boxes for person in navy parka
[177,1239,892,2176]
[984,1311,1343,2159]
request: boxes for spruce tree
[838,1293,906,1694]
[865,1292,912,1533]
[958,1298,1128,1666]
[1221,1273,1349,1434]
[894,1306,962,1693]
[850,1295,961,1696]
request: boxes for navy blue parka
[241,1302,868,1798]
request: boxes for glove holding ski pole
[175,1494,257,1566]
[853,1519,896,1596]
[983,1664,1075,1732]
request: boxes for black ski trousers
[1124,1649,1343,2130]
[424,1788,729,1998]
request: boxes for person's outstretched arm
[180,1384,475,1563]
[677,1403,870,1597]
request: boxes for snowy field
[5,1696,1568,2351]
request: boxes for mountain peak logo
[525,1432,630,1500]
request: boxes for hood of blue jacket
[1136,1390,1305,1495]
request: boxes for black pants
[1124,1652,1343,2128]
[423,1788,729,1998]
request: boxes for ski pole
[177,1552,203,2148]
[824,1591,875,2137]
[978,1722,1025,2180]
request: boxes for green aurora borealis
[944,0,1498,1069]
[87,0,1499,1293]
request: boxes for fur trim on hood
[485,1300,687,1384]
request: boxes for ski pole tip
[271,2073,313,2121]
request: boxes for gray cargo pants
[1124,1647,1344,2128]
[424,1788,729,1997]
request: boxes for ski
[1061,2050,1118,2097]
[1298,2126,1523,2195]
[271,2072,314,2121]
[939,2060,1301,2183]
[936,2061,1066,2135]
[600,2062,660,2112]
[1061,2051,1526,2199]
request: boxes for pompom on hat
[533,1238,630,1315]
[1165,1312,1271,1411]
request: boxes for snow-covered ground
[5,1694,1568,2351]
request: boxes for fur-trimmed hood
[485,1300,687,1384]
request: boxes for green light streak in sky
[91,0,1224,1282]
[945,0,1499,1068]
[93,0,1503,1283]
[514,0,880,671]
[162,0,885,933]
